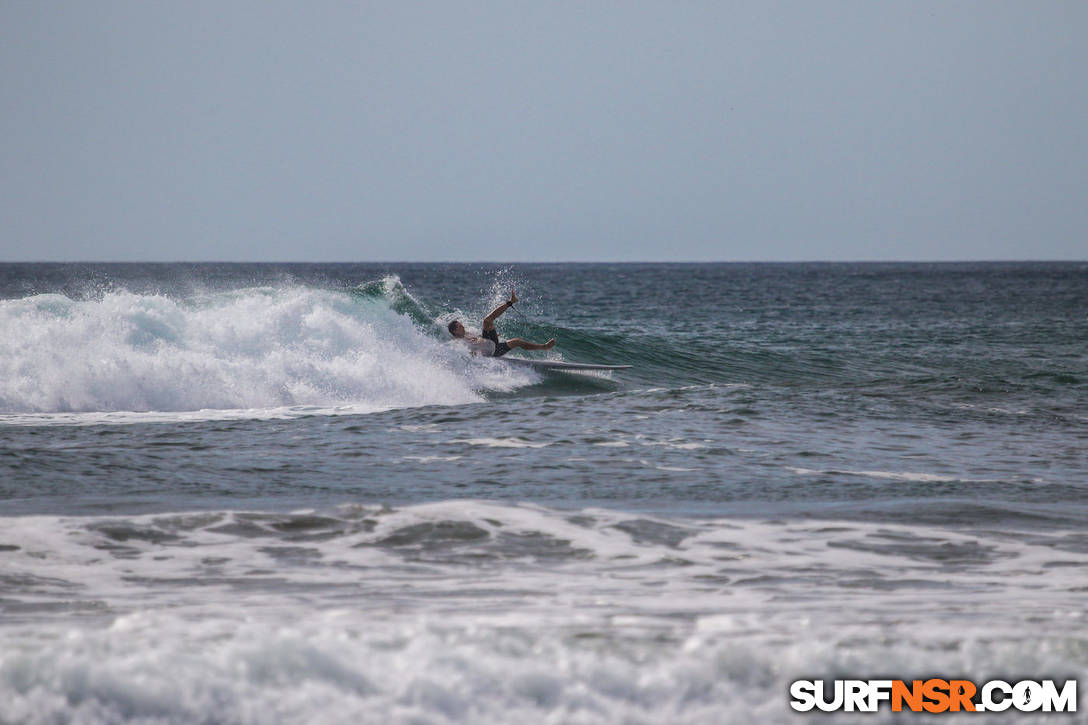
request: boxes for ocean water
[0,262,1085,723]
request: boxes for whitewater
[0,279,541,422]
[1,262,1085,723]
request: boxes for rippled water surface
[1,263,1085,723]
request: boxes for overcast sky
[1,1,1085,262]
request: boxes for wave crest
[0,282,529,417]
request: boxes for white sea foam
[0,286,533,422]
[1,503,1086,723]
[786,467,1001,483]
[592,435,705,450]
[637,437,706,450]
[2,503,1086,723]
[449,437,553,448]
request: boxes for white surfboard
[500,357,631,372]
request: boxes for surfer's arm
[482,290,518,331]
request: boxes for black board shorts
[482,328,511,357]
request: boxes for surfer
[448,290,555,358]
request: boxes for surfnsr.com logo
[790,679,1077,714]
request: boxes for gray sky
[2,1,1085,262]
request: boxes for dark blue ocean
[1,262,1085,723]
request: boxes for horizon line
[2,258,1085,265]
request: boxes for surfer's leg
[506,338,556,351]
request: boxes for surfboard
[500,357,631,372]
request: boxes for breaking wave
[0,277,532,419]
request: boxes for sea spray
[0,285,532,416]
[2,262,1085,724]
